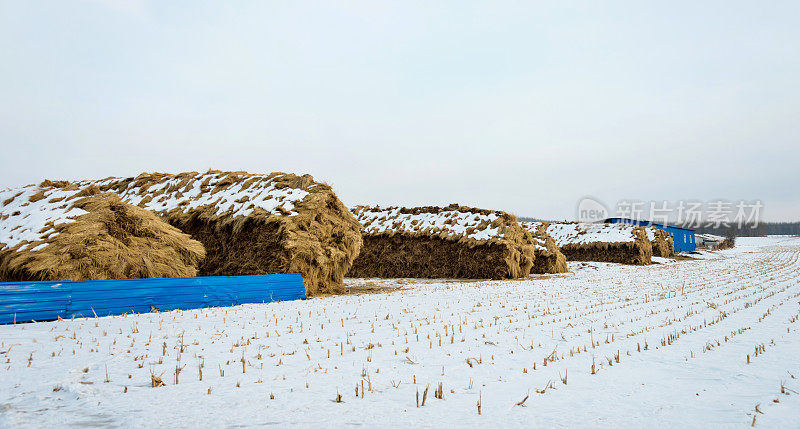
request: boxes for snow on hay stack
[96,171,362,296]
[0,183,205,282]
[347,204,536,279]
[534,221,653,265]
[519,221,568,274]
[647,228,675,257]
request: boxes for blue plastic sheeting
[0,273,305,324]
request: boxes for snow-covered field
[2,237,800,427]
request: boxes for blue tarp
[0,273,305,324]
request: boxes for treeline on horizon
[674,221,800,237]
[517,217,800,237]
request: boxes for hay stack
[540,222,652,265]
[648,228,675,257]
[520,221,568,274]
[0,184,204,282]
[95,171,362,296]
[348,204,536,279]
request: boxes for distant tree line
[674,222,800,237]
[516,216,800,237]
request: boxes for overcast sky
[1,1,798,221]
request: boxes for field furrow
[1,237,799,427]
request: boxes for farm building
[518,221,568,274]
[605,218,695,252]
[534,221,653,265]
[89,171,363,296]
[695,233,725,248]
[0,183,205,282]
[348,204,536,279]
[695,233,735,250]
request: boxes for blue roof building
[604,218,696,253]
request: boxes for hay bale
[648,228,675,257]
[348,204,536,279]
[0,184,204,282]
[519,222,568,274]
[96,171,361,296]
[539,221,653,265]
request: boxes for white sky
[1,1,798,221]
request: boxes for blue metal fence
[0,273,305,324]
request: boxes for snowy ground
[1,236,800,427]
